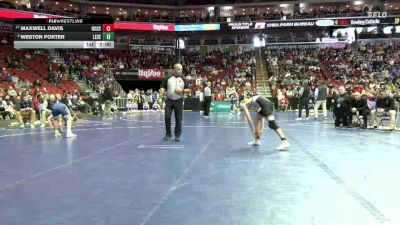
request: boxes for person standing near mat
[160,63,190,142]
[241,94,290,150]
[314,80,328,120]
[103,82,114,119]
[296,80,311,120]
[203,81,212,118]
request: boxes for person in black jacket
[296,81,311,120]
[350,92,369,128]
[103,83,114,119]
[332,86,352,127]
[371,90,397,129]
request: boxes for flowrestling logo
[138,69,164,80]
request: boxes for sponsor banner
[210,101,231,112]
[226,22,255,30]
[114,22,174,31]
[138,69,164,80]
[0,9,66,19]
[174,23,220,31]
[349,18,382,25]
[264,42,347,49]
[0,19,13,31]
[130,45,174,52]
[114,68,138,76]
[220,17,400,30]
[221,19,337,30]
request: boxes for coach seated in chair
[332,86,352,127]
[350,92,369,129]
[371,91,397,129]
[16,95,36,129]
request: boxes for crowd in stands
[266,41,400,129]
[180,50,256,101]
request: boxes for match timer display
[13,18,115,49]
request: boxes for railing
[114,98,130,109]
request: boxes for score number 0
[103,24,114,32]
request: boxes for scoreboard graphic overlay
[13,18,114,49]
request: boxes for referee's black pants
[203,96,212,116]
[165,98,183,137]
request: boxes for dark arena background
[0,0,400,225]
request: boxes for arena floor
[0,112,399,225]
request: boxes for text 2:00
[99,42,112,47]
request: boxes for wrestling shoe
[163,135,172,141]
[275,140,290,151]
[66,132,77,138]
[54,131,62,138]
[247,139,261,146]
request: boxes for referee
[160,63,190,142]
[203,81,212,118]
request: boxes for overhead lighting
[138,9,141,11]
[279,4,288,8]
[396,7,399,10]
[106,11,109,14]
[69,4,72,7]
[320,6,323,9]
[93,11,96,13]
[207,6,214,11]
[384,3,387,6]
[92,6,95,9]
[55,2,58,5]
[346,5,349,7]
[390,5,393,8]
[119,8,122,10]
[64,7,67,10]
[242,8,245,11]
[222,6,233,10]
[354,1,363,5]
[267,7,270,10]
[191,10,194,13]
[106,7,109,10]
[145,11,148,14]
[155,10,157,12]
[234,10,237,13]
[299,3,305,8]
[242,12,245,15]
[310,9,313,11]
[118,12,121,15]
